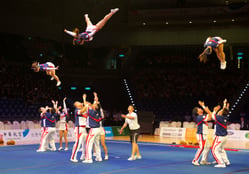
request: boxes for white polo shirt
[125,112,140,130]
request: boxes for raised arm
[64,29,76,37]
[198,100,212,121]
[63,97,68,115]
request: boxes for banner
[159,127,186,137]
[112,126,129,136]
[104,127,113,137]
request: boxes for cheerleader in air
[31,61,61,86]
[198,36,227,70]
[64,8,119,45]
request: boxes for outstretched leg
[95,8,119,31]
[214,44,226,69]
[84,14,93,26]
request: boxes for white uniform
[70,109,88,161]
[192,114,210,163]
[211,114,230,166]
[58,112,68,131]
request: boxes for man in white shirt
[120,105,142,161]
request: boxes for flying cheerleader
[64,8,119,45]
[31,61,61,86]
[198,36,227,70]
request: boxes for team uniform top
[74,108,87,127]
[204,37,227,48]
[40,113,46,128]
[196,114,209,135]
[212,114,229,136]
[87,108,103,128]
[38,62,56,71]
[44,112,57,127]
[125,112,140,130]
[59,111,68,123]
[65,25,97,43]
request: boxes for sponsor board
[159,127,186,137]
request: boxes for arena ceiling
[0,0,248,42]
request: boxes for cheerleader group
[37,93,108,163]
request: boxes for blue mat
[0,141,249,174]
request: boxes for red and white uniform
[211,114,230,165]
[70,108,88,161]
[192,114,210,163]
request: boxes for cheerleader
[198,36,227,70]
[58,97,69,151]
[31,61,61,86]
[64,8,119,45]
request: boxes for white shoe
[95,158,102,162]
[104,156,109,160]
[220,61,227,70]
[214,164,226,168]
[50,77,54,80]
[128,156,136,161]
[56,81,61,86]
[36,149,46,152]
[80,156,85,161]
[111,8,119,13]
[82,159,93,163]
[64,147,68,151]
[58,147,63,150]
[50,148,56,151]
[70,159,78,163]
[200,160,211,165]
[135,155,142,159]
[225,161,231,166]
[192,161,200,166]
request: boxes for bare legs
[46,70,61,86]
[214,44,225,63]
[100,134,108,159]
[84,8,119,31]
[214,44,226,69]
[131,142,141,158]
[59,130,68,150]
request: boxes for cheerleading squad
[192,99,230,168]
[36,92,141,163]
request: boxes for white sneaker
[220,61,227,70]
[64,147,68,151]
[104,156,109,160]
[214,164,226,168]
[36,149,46,152]
[58,147,63,150]
[200,160,211,165]
[82,159,93,163]
[95,158,102,162]
[111,8,119,13]
[192,161,200,166]
[56,81,61,86]
[225,161,231,166]
[128,156,136,161]
[70,159,78,163]
[80,156,85,161]
[50,77,54,80]
[50,148,56,151]
[135,155,142,159]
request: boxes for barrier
[0,126,114,146]
[160,127,249,141]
